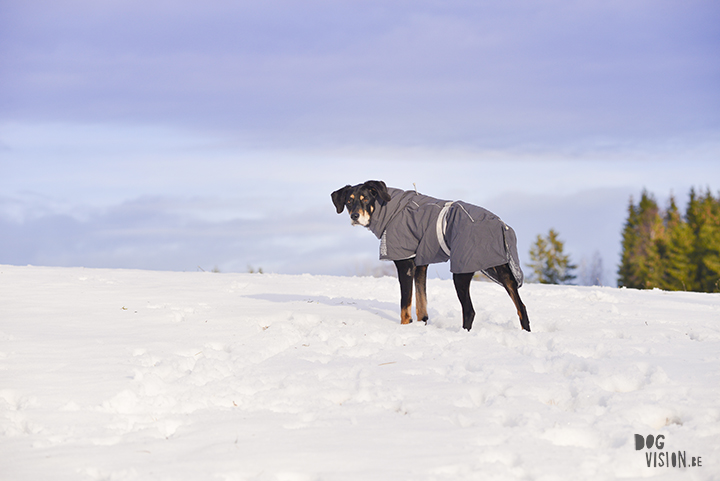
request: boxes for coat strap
[436,201,454,256]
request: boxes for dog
[332,180,530,332]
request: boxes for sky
[1,0,719,284]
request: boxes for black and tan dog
[332,180,530,332]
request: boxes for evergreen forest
[618,188,720,292]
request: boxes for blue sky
[1,0,719,283]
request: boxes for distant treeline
[618,188,720,292]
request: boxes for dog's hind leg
[487,264,531,332]
[453,272,476,331]
[394,258,416,325]
[414,264,428,324]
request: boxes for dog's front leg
[414,264,428,324]
[394,258,416,324]
[453,272,476,331]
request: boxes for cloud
[2,0,718,149]
[0,192,380,274]
[0,180,659,284]
[2,160,718,284]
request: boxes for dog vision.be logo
[635,434,703,468]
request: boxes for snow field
[1,265,719,480]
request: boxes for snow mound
[1,265,718,480]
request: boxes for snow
[1,265,719,480]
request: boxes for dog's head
[331,180,392,227]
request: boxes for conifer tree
[686,188,703,290]
[527,229,576,284]
[618,191,664,288]
[687,189,720,292]
[640,192,666,288]
[618,198,639,288]
[661,196,695,291]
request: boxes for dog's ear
[331,185,352,214]
[364,180,391,204]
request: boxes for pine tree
[618,197,640,288]
[686,188,703,290]
[661,196,694,291]
[527,229,576,284]
[688,189,720,292]
[640,192,666,288]
[618,191,664,288]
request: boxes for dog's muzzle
[350,211,370,226]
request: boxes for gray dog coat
[367,187,524,286]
